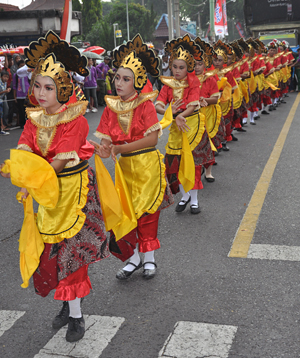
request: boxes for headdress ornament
[213,39,233,64]
[25,30,89,104]
[194,37,217,68]
[254,38,266,50]
[267,41,278,50]
[237,38,250,53]
[229,41,243,61]
[246,38,259,51]
[113,33,159,91]
[279,40,289,49]
[165,34,203,72]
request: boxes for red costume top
[263,58,274,76]
[239,60,250,76]
[156,75,200,111]
[198,74,219,98]
[96,92,160,144]
[18,102,94,167]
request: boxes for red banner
[221,0,228,36]
[215,0,225,37]
[235,21,245,38]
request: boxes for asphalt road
[1,93,300,358]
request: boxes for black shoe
[254,115,260,120]
[116,261,142,280]
[214,150,219,157]
[175,195,191,212]
[190,204,201,214]
[66,316,85,342]
[231,134,238,141]
[284,94,289,97]
[236,128,247,132]
[222,143,229,151]
[268,105,273,111]
[281,100,286,103]
[142,262,157,279]
[261,110,270,115]
[52,301,69,329]
[205,176,215,183]
[250,122,256,125]
[213,161,218,165]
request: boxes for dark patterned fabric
[33,167,109,297]
[212,116,226,148]
[192,131,213,166]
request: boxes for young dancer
[0,31,109,342]
[92,34,173,280]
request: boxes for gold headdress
[25,30,89,104]
[165,34,203,72]
[255,38,266,51]
[194,37,217,68]
[230,41,243,61]
[213,40,233,64]
[112,34,159,91]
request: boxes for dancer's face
[172,59,188,80]
[33,75,62,114]
[213,55,224,69]
[195,60,205,75]
[115,67,136,101]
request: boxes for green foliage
[108,2,157,42]
[102,1,114,17]
[72,0,82,11]
[82,0,103,36]
[86,19,115,50]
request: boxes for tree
[86,19,115,50]
[108,2,157,43]
[72,0,82,11]
[82,0,102,36]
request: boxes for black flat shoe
[205,176,215,183]
[254,115,260,120]
[52,301,69,329]
[231,134,238,141]
[142,262,157,279]
[236,128,247,132]
[250,122,256,125]
[222,143,229,151]
[190,204,201,214]
[261,110,270,115]
[66,316,85,342]
[175,195,191,212]
[116,261,142,280]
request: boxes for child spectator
[0,71,11,135]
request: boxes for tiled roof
[22,0,64,10]
[0,3,20,11]
[154,13,196,39]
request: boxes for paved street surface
[1,93,300,358]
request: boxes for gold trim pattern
[160,76,189,102]
[144,122,163,138]
[94,131,112,142]
[17,144,33,152]
[53,151,80,168]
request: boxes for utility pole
[209,0,215,41]
[198,11,202,37]
[167,0,174,41]
[174,0,180,38]
[113,23,118,48]
[126,0,130,40]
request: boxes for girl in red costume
[156,35,205,214]
[92,34,173,280]
[0,31,109,342]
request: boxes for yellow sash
[178,132,195,192]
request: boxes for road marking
[229,93,300,258]
[158,321,238,358]
[247,244,300,261]
[0,310,25,338]
[34,315,124,358]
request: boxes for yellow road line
[229,93,300,258]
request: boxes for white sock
[68,297,82,318]
[144,251,155,270]
[242,117,247,124]
[190,189,198,206]
[254,111,258,117]
[250,112,254,123]
[179,184,190,203]
[274,98,278,104]
[123,247,140,272]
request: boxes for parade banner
[214,0,225,37]
[60,0,72,43]
[221,0,228,36]
[235,21,245,38]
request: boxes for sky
[5,0,32,9]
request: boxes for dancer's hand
[176,115,190,132]
[110,144,122,163]
[171,99,184,114]
[200,97,208,107]
[0,163,10,178]
[20,188,29,201]
[89,140,111,158]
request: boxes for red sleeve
[225,71,236,88]
[55,115,93,158]
[97,106,111,136]
[18,120,36,151]
[208,77,219,97]
[156,84,172,105]
[185,76,200,104]
[142,101,160,132]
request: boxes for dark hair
[7,54,12,60]
[17,59,25,66]
[1,71,9,78]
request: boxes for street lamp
[126,0,130,40]
[113,23,118,48]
